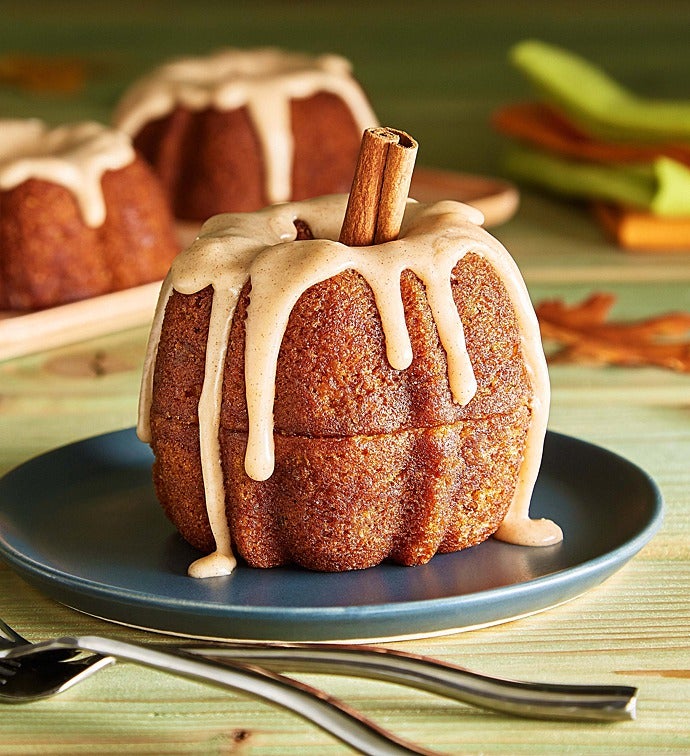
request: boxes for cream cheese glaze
[138,196,563,577]
[0,119,135,226]
[113,48,377,205]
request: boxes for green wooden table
[1,1,688,753]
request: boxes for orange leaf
[536,293,690,373]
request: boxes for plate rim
[0,428,664,639]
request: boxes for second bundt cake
[137,196,562,576]
[0,119,180,311]
[113,48,378,221]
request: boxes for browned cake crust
[0,157,179,310]
[149,241,534,571]
[132,92,364,221]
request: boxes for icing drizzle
[113,48,378,204]
[137,197,563,577]
[0,119,135,226]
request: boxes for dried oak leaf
[0,54,88,94]
[535,292,690,373]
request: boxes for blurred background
[3,0,689,177]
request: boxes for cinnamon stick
[339,127,418,246]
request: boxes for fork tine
[0,619,29,647]
[0,619,76,663]
[0,659,20,681]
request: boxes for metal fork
[0,631,437,756]
[0,618,638,722]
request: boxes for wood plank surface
[0,1,688,754]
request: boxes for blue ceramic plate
[0,429,662,642]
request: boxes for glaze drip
[113,48,377,204]
[0,119,135,226]
[138,197,563,577]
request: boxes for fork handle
[10,636,436,756]
[181,642,637,722]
